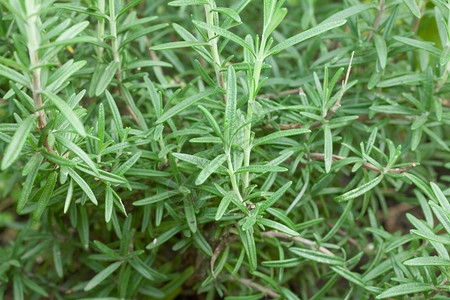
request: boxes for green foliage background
[0,0,449,299]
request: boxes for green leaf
[242,212,258,231]
[169,0,208,5]
[1,114,37,170]
[126,59,172,69]
[261,257,302,268]
[235,165,287,174]
[192,20,255,56]
[67,168,98,205]
[198,105,223,140]
[114,152,142,176]
[430,182,450,212]
[404,256,450,267]
[105,89,124,136]
[184,198,197,233]
[144,76,162,118]
[64,179,73,214]
[370,105,418,115]
[377,74,426,88]
[321,4,375,24]
[41,151,77,166]
[116,0,143,19]
[335,175,383,202]
[156,88,216,124]
[55,135,100,177]
[215,191,234,220]
[195,154,227,185]
[17,155,43,213]
[150,41,210,50]
[146,225,184,249]
[84,261,124,291]
[267,20,346,57]
[374,34,387,69]
[95,61,118,97]
[129,257,166,280]
[212,7,241,23]
[13,271,24,300]
[43,91,87,137]
[402,0,421,18]
[105,185,114,223]
[257,218,299,236]
[259,181,292,213]
[404,173,434,200]
[324,125,332,173]
[133,190,181,206]
[120,24,169,49]
[193,231,213,257]
[53,4,107,19]
[330,266,367,289]
[289,248,343,265]
[253,128,310,147]
[225,65,237,147]
[376,283,434,299]
[76,165,128,185]
[33,172,58,221]
[0,64,29,87]
[239,228,257,271]
[53,241,63,278]
[393,36,440,56]
[264,8,287,37]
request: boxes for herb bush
[0,0,449,298]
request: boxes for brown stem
[211,234,239,279]
[308,153,416,174]
[326,221,372,252]
[368,0,385,42]
[310,51,354,130]
[441,98,450,107]
[260,231,335,256]
[256,88,301,100]
[261,52,354,132]
[28,14,54,153]
[230,277,280,298]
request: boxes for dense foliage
[0,0,449,299]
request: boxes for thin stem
[308,153,416,173]
[26,0,53,153]
[242,51,265,196]
[230,277,280,298]
[109,2,121,81]
[97,0,105,60]
[226,154,244,202]
[204,2,226,101]
[368,0,385,42]
[260,231,335,256]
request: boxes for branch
[262,52,355,132]
[27,7,54,154]
[256,88,301,99]
[368,0,385,42]
[308,153,416,174]
[211,234,239,279]
[260,231,335,256]
[230,277,280,298]
[310,51,354,130]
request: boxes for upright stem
[97,0,105,60]
[109,1,141,128]
[226,154,244,202]
[204,2,226,100]
[242,37,265,196]
[26,0,53,153]
[109,1,121,81]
